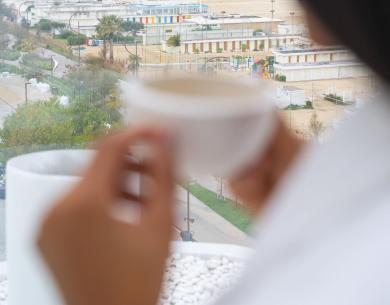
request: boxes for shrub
[167,34,181,47]
[275,74,287,82]
[67,34,86,46]
[0,63,23,75]
[37,19,52,32]
[284,101,313,110]
[0,49,21,61]
[324,93,343,104]
[253,29,263,36]
[305,100,313,109]
[22,53,52,71]
[15,38,35,52]
[259,41,265,51]
[56,30,73,39]
[121,21,144,34]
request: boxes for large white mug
[121,76,277,178]
[6,150,95,305]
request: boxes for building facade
[176,35,310,54]
[26,0,208,36]
[273,48,371,81]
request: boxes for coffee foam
[144,78,258,98]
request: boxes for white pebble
[159,253,246,305]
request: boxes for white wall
[275,64,371,81]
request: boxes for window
[0,0,376,293]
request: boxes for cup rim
[121,77,276,119]
[6,149,94,180]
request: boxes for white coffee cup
[121,76,277,177]
[6,149,142,305]
[6,150,94,305]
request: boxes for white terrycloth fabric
[215,92,390,305]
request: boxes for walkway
[175,187,252,246]
[33,47,78,78]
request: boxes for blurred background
[0,0,378,272]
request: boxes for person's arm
[37,127,174,305]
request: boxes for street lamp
[50,55,54,77]
[270,0,276,33]
[24,82,31,103]
[180,179,195,242]
[69,11,82,67]
[124,34,140,77]
[18,1,34,26]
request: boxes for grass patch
[0,63,24,75]
[22,53,52,71]
[284,101,313,110]
[38,35,74,59]
[187,183,252,233]
[0,50,21,61]
[42,75,74,96]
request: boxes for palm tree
[128,53,141,74]
[96,15,123,63]
[51,21,66,37]
[309,112,325,139]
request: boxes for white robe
[216,92,390,305]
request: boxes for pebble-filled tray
[161,242,252,305]
[0,243,252,305]
[0,263,7,305]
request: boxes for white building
[185,15,282,33]
[276,86,306,108]
[277,23,308,36]
[173,34,311,54]
[273,48,371,81]
[24,0,208,37]
[141,14,283,45]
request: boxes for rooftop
[180,34,302,43]
[184,15,283,26]
[274,47,348,55]
[274,60,364,70]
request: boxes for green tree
[167,34,181,47]
[259,41,265,51]
[121,21,144,36]
[128,53,141,73]
[66,34,86,46]
[309,112,325,139]
[0,0,12,18]
[65,67,122,136]
[96,15,123,63]
[37,19,53,32]
[0,98,74,149]
[0,64,124,163]
[51,21,66,37]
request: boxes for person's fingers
[142,136,175,230]
[87,127,169,194]
[119,190,145,204]
[125,159,148,173]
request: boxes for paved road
[175,187,251,246]
[0,186,251,262]
[34,47,78,78]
